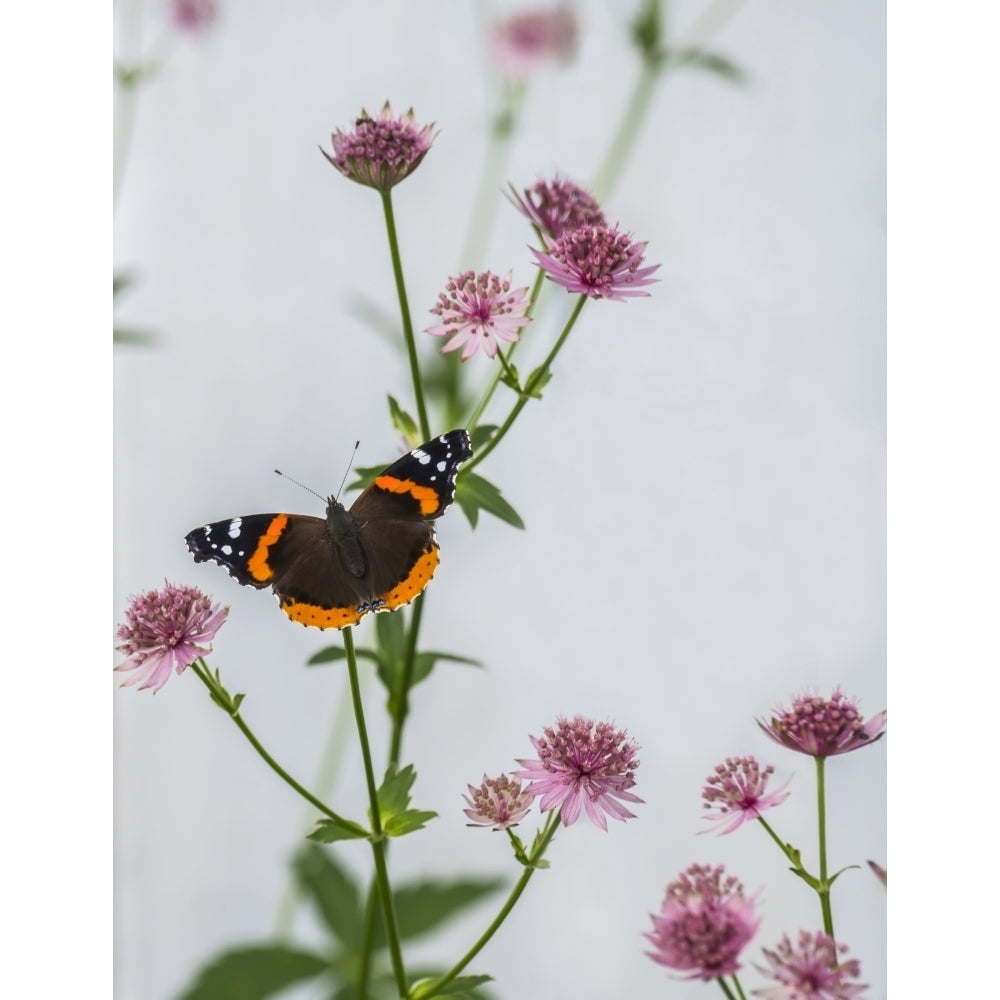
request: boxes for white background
[111,1,888,998]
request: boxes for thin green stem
[467,294,587,472]
[342,628,408,996]
[716,976,739,1000]
[424,812,561,996]
[755,813,798,865]
[388,594,425,767]
[188,660,365,835]
[465,266,546,434]
[815,755,835,940]
[381,190,430,441]
[730,973,749,1000]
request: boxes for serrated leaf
[387,396,420,446]
[393,878,505,942]
[293,844,363,949]
[455,472,524,530]
[376,763,417,816]
[384,809,437,837]
[308,819,369,844]
[411,975,495,1000]
[176,945,328,1000]
[522,365,552,399]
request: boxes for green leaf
[293,844,363,949]
[307,644,379,666]
[410,650,482,687]
[455,472,524,530]
[499,364,521,393]
[307,819,369,844]
[468,425,498,452]
[177,945,328,1000]
[376,763,417,817]
[411,975,495,1000]
[393,878,505,942]
[113,327,158,346]
[113,271,134,297]
[387,396,420,446]
[670,47,747,83]
[522,365,552,399]
[384,809,437,837]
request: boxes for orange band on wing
[280,599,364,629]
[247,514,289,582]
[373,474,441,516]
[381,544,440,610]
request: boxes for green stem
[465,266,546,434]
[188,660,365,836]
[716,976,739,1000]
[388,594,425,767]
[755,813,799,866]
[815,755,835,939]
[425,812,562,996]
[381,189,430,441]
[343,628,408,996]
[467,294,587,472]
[730,973,749,1000]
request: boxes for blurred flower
[463,773,534,830]
[508,176,606,239]
[321,102,435,192]
[115,581,228,693]
[759,689,886,758]
[701,756,790,834]
[491,6,578,78]
[646,864,759,980]
[754,931,867,999]
[427,270,532,360]
[531,224,659,300]
[168,0,218,33]
[514,716,641,829]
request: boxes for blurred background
[113,1,885,997]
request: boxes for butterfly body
[185,430,472,629]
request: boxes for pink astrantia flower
[427,270,532,360]
[646,864,760,980]
[168,0,218,33]
[115,581,228,693]
[754,931,867,999]
[531,224,659,300]
[321,102,436,192]
[463,773,535,830]
[514,716,642,830]
[491,6,578,78]
[508,176,606,240]
[701,756,790,834]
[758,689,886,758]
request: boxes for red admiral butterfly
[185,430,472,629]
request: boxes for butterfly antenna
[334,441,361,501]
[272,468,328,504]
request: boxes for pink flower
[758,689,886,758]
[701,756,790,834]
[508,176,606,239]
[168,0,218,33]
[491,7,578,78]
[646,864,760,980]
[115,581,228,692]
[531,224,659,300]
[754,931,867,999]
[427,270,532,360]
[514,716,641,830]
[321,102,436,192]
[463,774,535,830]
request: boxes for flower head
[490,6,579,78]
[514,716,641,829]
[115,581,228,692]
[701,756,790,834]
[758,689,886,758]
[646,864,760,980]
[754,931,867,999]
[427,270,532,360]
[463,773,535,830]
[508,176,606,240]
[168,0,218,33]
[531,224,659,301]
[322,103,435,192]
